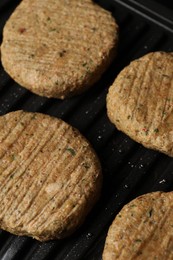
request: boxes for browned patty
[0,110,102,241]
[1,0,118,99]
[107,52,173,157]
[103,191,173,260]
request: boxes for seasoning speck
[19,27,26,34]
[65,147,76,156]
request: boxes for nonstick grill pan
[0,0,173,259]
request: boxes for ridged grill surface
[0,0,173,259]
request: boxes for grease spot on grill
[97,135,102,141]
[138,164,144,169]
[86,232,93,239]
[159,179,166,184]
[128,161,135,168]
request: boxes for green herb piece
[154,128,159,133]
[130,204,136,208]
[31,114,36,120]
[142,128,149,135]
[65,147,76,156]
[29,54,35,58]
[135,239,142,243]
[82,62,87,67]
[11,154,16,160]
[82,163,90,169]
[50,28,56,32]
[147,208,153,218]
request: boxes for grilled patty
[0,110,102,241]
[107,52,173,157]
[103,191,173,260]
[1,0,118,99]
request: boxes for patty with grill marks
[1,0,118,99]
[107,52,173,157]
[103,191,173,260]
[0,110,102,241]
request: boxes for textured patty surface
[0,110,102,241]
[107,52,173,156]
[1,0,118,99]
[103,191,173,260]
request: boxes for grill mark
[0,113,40,185]
[167,240,173,260]
[160,56,173,123]
[116,194,158,258]
[0,118,55,218]
[0,113,44,189]
[120,68,137,115]
[159,94,173,131]
[6,48,113,79]
[8,32,108,46]
[18,126,80,224]
[6,9,115,46]
[8,42,103,72]
[136,205,172,257]
[141,57,155,125]
[0,111,24,144]
[147,55,168,133]
[38,166,95,232]
[30,158,94,230]
[130,54,153,121]
[4,4,115,55]
[26,142,91,227]
[2,121,64,224]
[0,111,28,159]
[14,54,95,68]
[11,123,71,225]
[26,149,85,226]
[158,225,173,258]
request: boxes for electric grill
[0,0,173,259]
